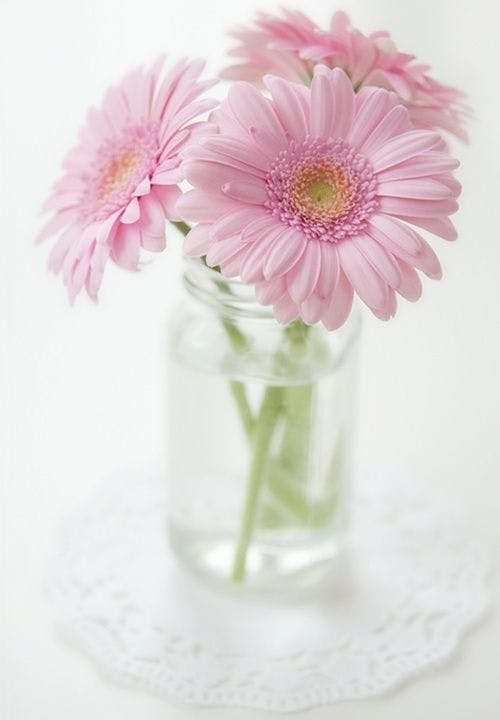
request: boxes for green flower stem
[171,222,256,440]
[171,220,192,237]
[231,385,284,582]
[228,380,254,440]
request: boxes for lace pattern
[47,471,489,712]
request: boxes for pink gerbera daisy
[37,57,216,300]
[222,9,469,140]
[178,66,460,329]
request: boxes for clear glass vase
[167,258,361,591]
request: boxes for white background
[1,0,499,718]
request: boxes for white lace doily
[48,471,489,712]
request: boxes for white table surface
[2,0,499,718]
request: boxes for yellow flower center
[289,161,356,223]
[306,178,336,206]
[99,150,140,200]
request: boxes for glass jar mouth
[183,256,275,320]
[182,256,362,344]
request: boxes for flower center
[305,178,336,206]
[82,122,159,222]
[98,149,142,201]
[265,137,377,242]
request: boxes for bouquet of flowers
[37,8,467,588]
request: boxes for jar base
[169,521,343,593]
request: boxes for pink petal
[68,247,93,303]
[175,190,237,222]
[431,174,462,197]
[411,238,442,279]
[264,75,308,140]
[48,227,78,273]
[152,167,184,185]
[35,210,75,244]
[183,224,212,256]
[317,242,340,299]
[263,228,307,280]
[249,126,285,159]
[352,234,401,288]
[377,153,460,182]
[369,214,421,255]
[137,193,166,237]
[152,184,182,220]
[396,260,423,302]
[255,276,287,304]
[399,215,458,241]
[133,176,151,197]
[141,232,166,252]
[241,214,280,242]
[369,131,442,173]
[86,244,110,299]
[330,68,355,139]
[338,241,388,311]
[184,159,252,190]
[240,226,286,283]
[220,246,249,277]
[369,222,442,279]
[209,208,266,241]
[96,209,121,245]
[348,87,394,149]
[310,68,335,138]
[206,234,248,267]
[377,178,454,201]
[228,82,285,141]
[322,271,354,331]
[222,180,268,204]
[369,285,397,321]
[286,240,322,304]
[120,197,141,224]
[300,293,329,325]
[379,196,458,218]
[360,106,411,156]
[202,136,270,174]
[111,225,141,270]
[273,294,300,325]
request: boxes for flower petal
[377,178,454,200]
[120,197,141,224]
[183,224,212,256]
[369,130,442,172]
[222,180,268,205]
[398,214,458,241]
[379,195,458,218]
[352,234,402,288]
[330,68,355,139]
[396,260,423,301]
[338,240,388,310]
[317,242,340,299]
[286,240,322,304]
[241,226,287,283]
[111,225,141,270]
[322,271,354,331]
[310,68,335,138]
[255,276,287,304]
[263,228,307,280]
[264,75,309,140]
[273,294,300,324]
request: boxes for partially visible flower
[222,9,469,140]
[178,66,460,329]
[37,57,216,301]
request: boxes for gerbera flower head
[178,65,461,329]
[222,9,469,141]
[37,57,216,301]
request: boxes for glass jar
[167,258,360,591]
